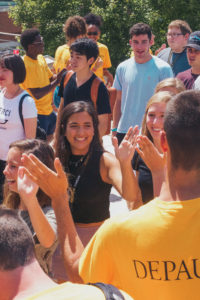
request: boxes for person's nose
[3,164,9,176]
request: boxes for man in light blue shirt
[112,23,173,143]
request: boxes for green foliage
[9,0,200,73]
[148,0,200,51]
[9,0,152,72]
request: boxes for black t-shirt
[132,151,153,204]
[67,150,112,223]
[59,72,111,115]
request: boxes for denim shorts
[38,111,57,135]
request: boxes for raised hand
[21,154,68,203]
[112,126,139,164]
[17,166,39,209]
[92,56,103,72]
[136,135,165,173]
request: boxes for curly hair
[84,13,102,29]
[63,16,87,40]
[20,29,40,51]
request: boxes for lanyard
[68,153,90,203]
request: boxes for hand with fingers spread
[113,126,139,164]
[136,135,165,173]
[21,154,68,202]
[17,166,39,209]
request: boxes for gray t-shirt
[20,206,58,276]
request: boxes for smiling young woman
[0,53,37,202]
[3,139,57,276]
[132,91,173,204]
[52,100,142,281]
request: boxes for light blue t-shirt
[113,56,173,133]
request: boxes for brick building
[0,1,21,50]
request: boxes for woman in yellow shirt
[84,13,113,87]
[54,16,87,73]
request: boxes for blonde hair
[168,20,192,35]
[141,91,173,142]
[155,78,185,94]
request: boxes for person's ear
[184,33,190,41]
[160,131,168,152]
[88,57,95,66]
[129,39,132,47]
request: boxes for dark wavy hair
[3,139,55,209]
[54,101,103,169]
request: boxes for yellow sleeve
[102,46,111,69]
[42,56,53,79]
[54,45,70,73]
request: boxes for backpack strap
[63,70,74,89]
[19,94,30,128]
[90,77,102,109]
[88,282,125,300]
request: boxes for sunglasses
[87,31,98,36]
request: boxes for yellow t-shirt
[80,197,200,300]
[21,55,53,115]
[26,281,133,300]
[92,42,112,82]
[54,44,70,73]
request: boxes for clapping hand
[112,126,139,164]
[17,166,39,208]
[21,154,68,203]
[136,135,166,173]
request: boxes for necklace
[68,155,86,169]
[68,153,90,203]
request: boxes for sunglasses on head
[87,31,98,36]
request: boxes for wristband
[111,128,117,132]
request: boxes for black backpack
[88,282,125,300]
[19,94,47,140]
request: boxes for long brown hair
[54,101,103,169]
[3,139,55,209]
[141,91,173,142]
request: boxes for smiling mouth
[6,179,15,185]
[152,128,162,132]
[75,137,87,141]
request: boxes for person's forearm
[24,118,37,139]
[52,194,84,283]
[27,199,56,248]
[98,114,108,138]
[103,69,113,86]
[112,96,121,129]
[120,161,142,209]
[29,79,58,100]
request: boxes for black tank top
[67,150,112,223]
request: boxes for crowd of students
[0,13,200,300]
